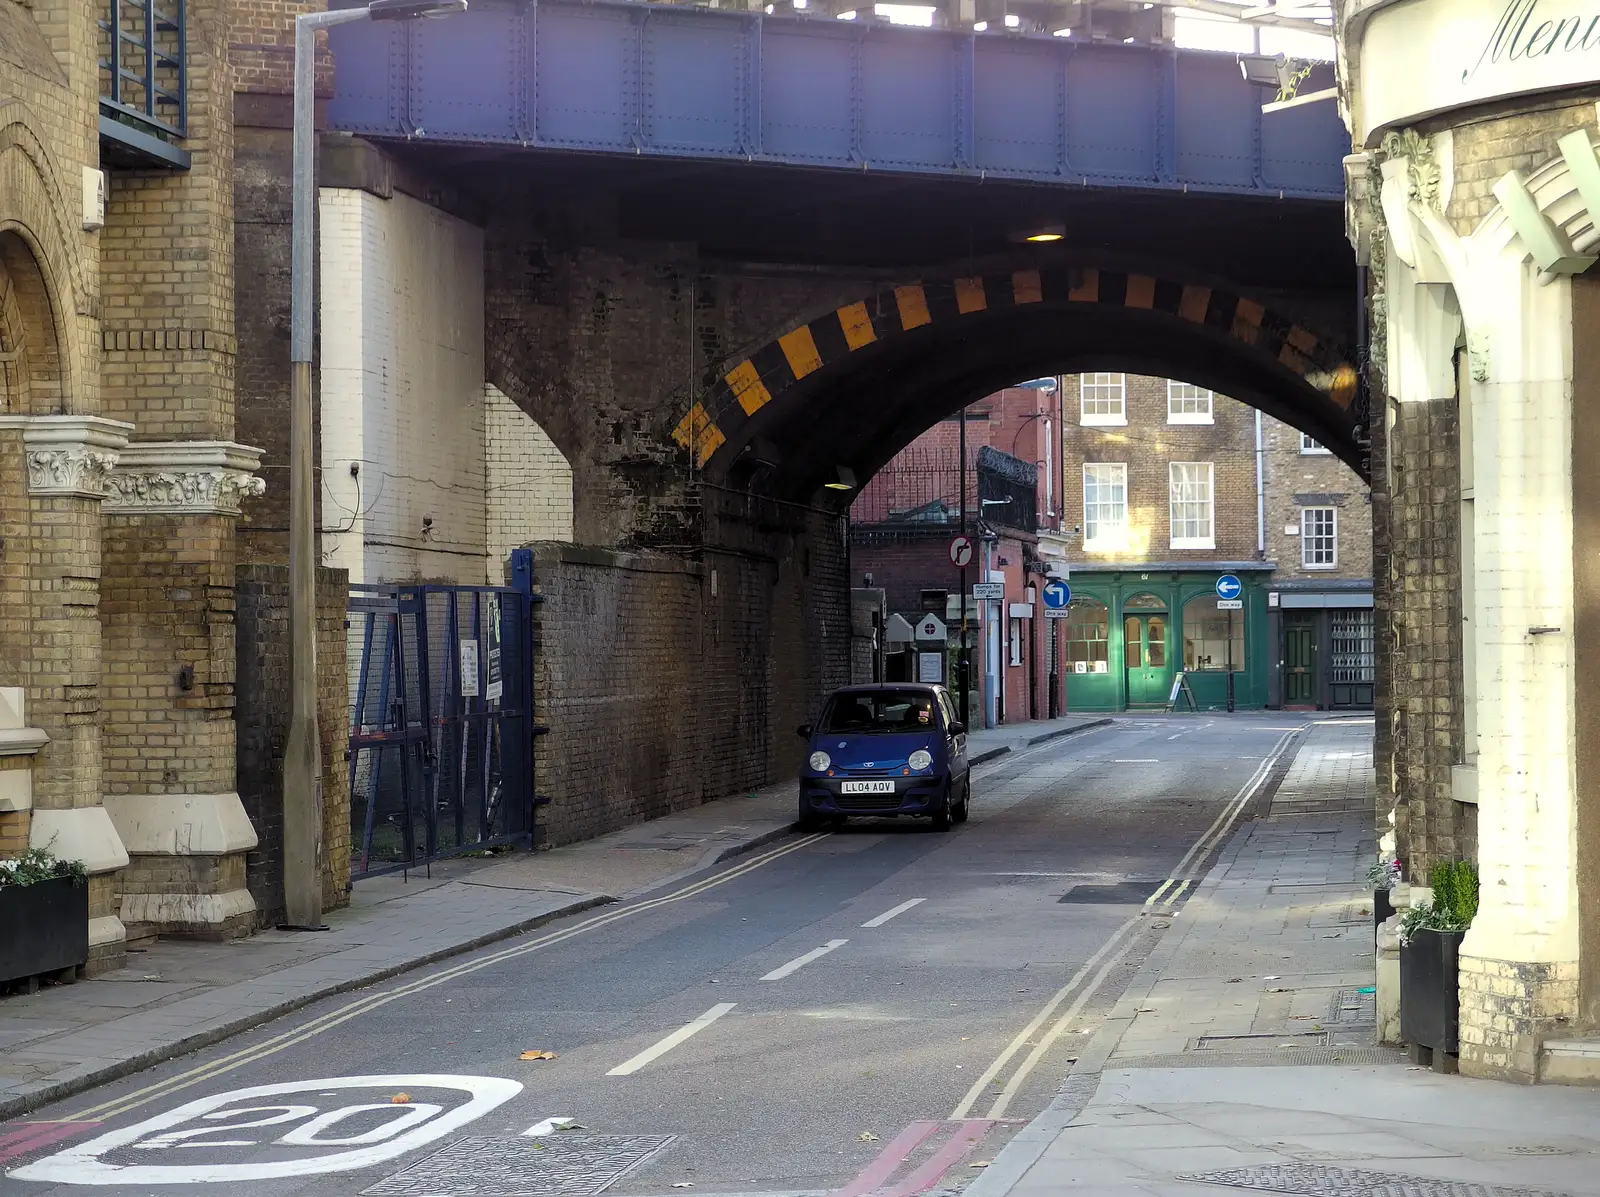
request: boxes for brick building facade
[850,384,1066,728]
[1057,373,1372,713]
[1339,0,1600,1081]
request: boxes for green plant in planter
[1398,859,1478,944]
[1366,856,1401,891]
[0,848,86,891]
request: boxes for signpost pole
[958,404,970,729]
[1226,608,1236,713]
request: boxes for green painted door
[1284,614,1317,706]
[1123,613,1171,706]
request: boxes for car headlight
[909,749,932,771]
[809,751,831,771]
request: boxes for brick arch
[0,110,90,414]
[672,266,1364,491]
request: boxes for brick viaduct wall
[527,505,847,845]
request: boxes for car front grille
[835,793,904,812]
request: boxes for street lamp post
[283,0,466,929]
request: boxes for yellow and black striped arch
[672,266,1360,471]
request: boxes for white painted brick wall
[484,384,574,577]
[318,189,487,585]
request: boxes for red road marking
[878,1120,994,1197]
[0,1121,102,1165]
[831,1121,941,1197]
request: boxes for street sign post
[971,582,1005,600]
[948,536,974,568]
[1042,578,1070,619]
[1216,575,1241,713]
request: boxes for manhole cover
[1328,987,1377,1026]
[1193,1032,1330,1050]
[363,1134,676,1196]
[1178,1163,1574,1196]
[1058,882,1163,904]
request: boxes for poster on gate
[486,597,504,702]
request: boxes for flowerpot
[1373,887,1394,931]
[1399,926,1463,1055]
[0,875,88,986]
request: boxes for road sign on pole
[1041,579,1070,610]
[1215,574,1243,601]
[971,582,1005,600]
[948,536,974,568]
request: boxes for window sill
[1079,416,1128,427]
[1300,449,1333,457]
[1302,562,1338,571]
[1166,414,1214,426]
[1169,539,1216,550]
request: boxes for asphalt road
[0,713,1315,1197]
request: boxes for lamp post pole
[284,0,464,929]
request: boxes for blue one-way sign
[1216,574,1242,601]
[1042,579,1071,610]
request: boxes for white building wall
[319,188,487,584]
[484,384,574,575]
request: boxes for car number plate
[840,780,896,794]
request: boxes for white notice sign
[459,641,480,696]
[918,652,944,683]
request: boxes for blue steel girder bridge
[327,0,1364,494]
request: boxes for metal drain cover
[363,1134,677,1196]
[1178,1163,1574,1197]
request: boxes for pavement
[0,711,1108,1123]
[964,716,1600,1197]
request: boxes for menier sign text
[1356,0,1600,145]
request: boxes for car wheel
[953,778,970,824]
[929,785,953,832]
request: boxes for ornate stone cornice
[0,414,135,499]
[105,441,267,517]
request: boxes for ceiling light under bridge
[825,466,858,491]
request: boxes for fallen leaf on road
[1264,975,1280,980]
[390,1094,411,1104]
[520,1051,558,1061]
[1226,978,1243,983]
[970,1161,991,1169]
[672,1183,694,1188]
[858,1133,880,1143]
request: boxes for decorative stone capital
[105,441,267,517]
[0,414,134,499]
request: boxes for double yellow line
[71,832,829,1123]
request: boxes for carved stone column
[101,442,266,940]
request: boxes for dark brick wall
[481,192,868,550]
[527,502,847,846]
[235,563,351,924]
[1384,397,1468,881]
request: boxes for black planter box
[0,875,89,986]
[1400,926,1463,1055]
[1374,887,1395,931]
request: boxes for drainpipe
[1254,408,1266,556]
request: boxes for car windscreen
[820,692,938,734]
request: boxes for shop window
[1082,463,1127,549]
[1301,506,1337,568]
[1079,373,1126,425]
[1167,381,1213,424]
[1168,462,1215,549]
[1063,597,1109,674]
[1182,594,1244,672]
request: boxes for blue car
[796,684,971,832]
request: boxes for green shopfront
[1059,568,1271,712]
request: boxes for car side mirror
[949,721,966,736]
[796,723,813,739]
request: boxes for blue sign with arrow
[1042,579,1071,610]
[1215,574,1243,601]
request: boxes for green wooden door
[1284,614,1317,705]
[1123,613,1171,706]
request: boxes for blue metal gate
[346,579,541,879]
